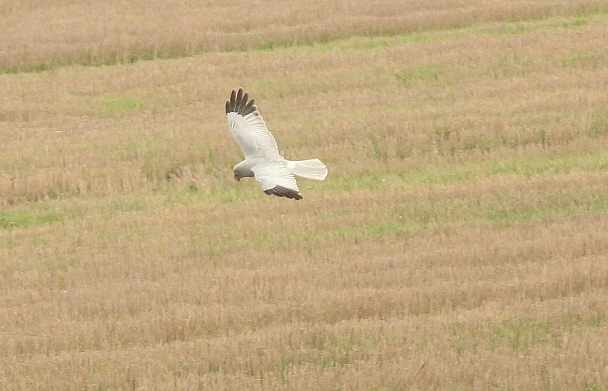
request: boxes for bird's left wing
[226,88,281,159]
[252,163,302,200]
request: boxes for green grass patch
[0,208,62,230]
[484,14,592,36]
[103,197,146,214]
[395,65,443,88]
[560,49,601,69]
[251,79,283,95]
[483,199,608,225]
[321,171,398,192]
[321,149,608,194]
[252,10,608,56]
[97,94,146,113]
[417,150,608,184]
[587,108,608,138]
[489,317,556,352]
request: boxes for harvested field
[1,1,608,390]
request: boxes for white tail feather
[288,158,328,181]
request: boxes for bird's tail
[288,158,328,181]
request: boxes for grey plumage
[224,88,328,200]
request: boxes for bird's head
[232,162,253,181]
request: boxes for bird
[225,88,328,200]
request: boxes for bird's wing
[252,163,302,200]
[226,88,281,159]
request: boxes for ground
[1,1,607,390]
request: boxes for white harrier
[225,88,328,200]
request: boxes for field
[1,0,608,389]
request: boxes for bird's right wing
[252,163,302,200]
[226,88,281,159]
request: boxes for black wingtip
[264,186,303,200]
[226,88,258,117]
[236,88,243,106]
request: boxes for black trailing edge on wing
[264,185,303,200]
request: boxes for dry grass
[1,0,608,390]
[1,0,607,72]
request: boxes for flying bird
[225,88,328,200]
